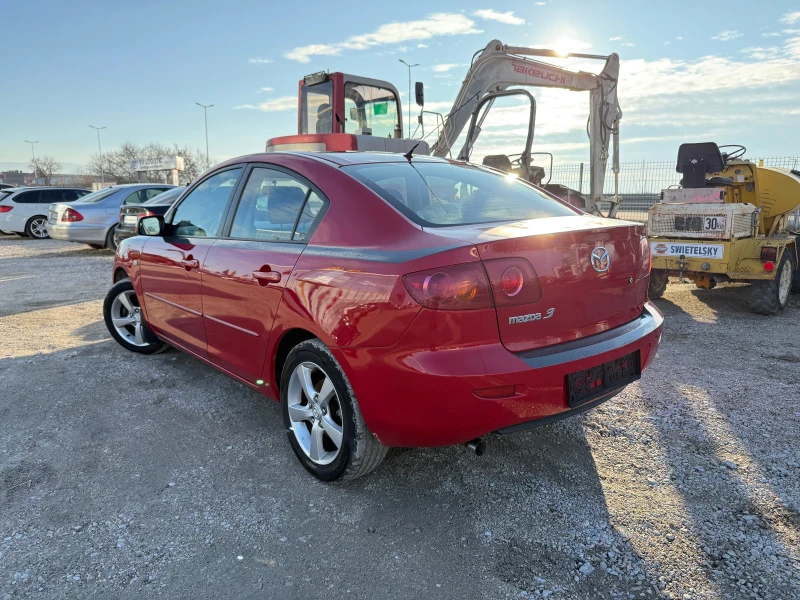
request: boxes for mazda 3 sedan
[103,152,663,481]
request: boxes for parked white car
[0,187,90,238]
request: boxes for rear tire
[648,269,669,299]
[103,278,168,354]
[25,216,50,239]
[105,226,118,251]
[792,248,800,294]
[281,339,388,482]
[750,252,795,315]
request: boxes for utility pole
[398,60,419,138]
[89,125,106,184]
[195,103,214,166]
[25,140,39,184]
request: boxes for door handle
[252,270,281,284]
[180,258,200,269]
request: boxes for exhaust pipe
[465,438,486,456]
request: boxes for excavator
[266,40,623,216]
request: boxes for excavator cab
[268,71,428,154]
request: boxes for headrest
[267,186,305,225]
[317,103,331,118]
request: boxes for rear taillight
[482,258,542,307]
[61,207,83,222]
[403,263,493,310]
[637,236,651,279]
[0,206,12,213]
[760,246,777,262]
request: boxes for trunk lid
[47,203,68,224]
[434,215,647,352]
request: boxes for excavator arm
[430,40,622,216]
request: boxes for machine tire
[792,249,800,294]
[281,339,388,482]
[750,252,795,315]
[648,269,669,299]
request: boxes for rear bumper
[334,302,664,447]
[46,223,108,244]
[113,225,137,246]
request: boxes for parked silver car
[46,183,175,249]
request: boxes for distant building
[0,170,34,186]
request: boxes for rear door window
[170,169,242,237]
[228,167,325,242]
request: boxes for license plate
[123,215,138,226]
[566,351,641,407]
[674,215,726,232]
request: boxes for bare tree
[87,142,211,186]
[29,156,62,186]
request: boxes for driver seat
[482,155,512,173]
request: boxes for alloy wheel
[286,362,344,465]
[110,290,149,347]
[30,218,48,238]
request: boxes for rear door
[202,164,327,383]
[138,169,243,356]
[38,189,78,213]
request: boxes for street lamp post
[89,125,106,184]
[24,140,39,184]
[399,60,419,138]
[195,103,214,166]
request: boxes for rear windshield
[75,187,118,203]
[343,161,576,226]
[143,187,184,205]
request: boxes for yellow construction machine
[647,143,800,314]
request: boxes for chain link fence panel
[546,156,800,223]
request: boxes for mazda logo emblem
[591,247,610,273]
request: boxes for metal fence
[547,156,800,222]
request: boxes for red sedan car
[104,152,663,481]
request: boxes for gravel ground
[0,236,798,600]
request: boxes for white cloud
[432,63,460,73]
[712,30,743,41]
[235,96,297,112]
[473,9,525,25]
[534,1,546,5]
[781,11,800,24]
[257,87,274,93]
[248,57,273,65]
[284,13,481,63]
[676,36,683,40]
[417,43,428,48]
[740,46,781,60]
[762,31,782,37]
[609,36,623,41]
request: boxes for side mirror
[138,215,164,236]
[349,107,358,121]
[415,82,424,107]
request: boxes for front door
[138,168,243,356]
[202,165,327,384]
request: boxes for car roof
[3,186,89,191]
[223,151,452,168]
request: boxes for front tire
[103,278,167,354]
[648,269,669,299]
[25,216,49,239]
[750,252,795,315]
[281,339,388,482]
